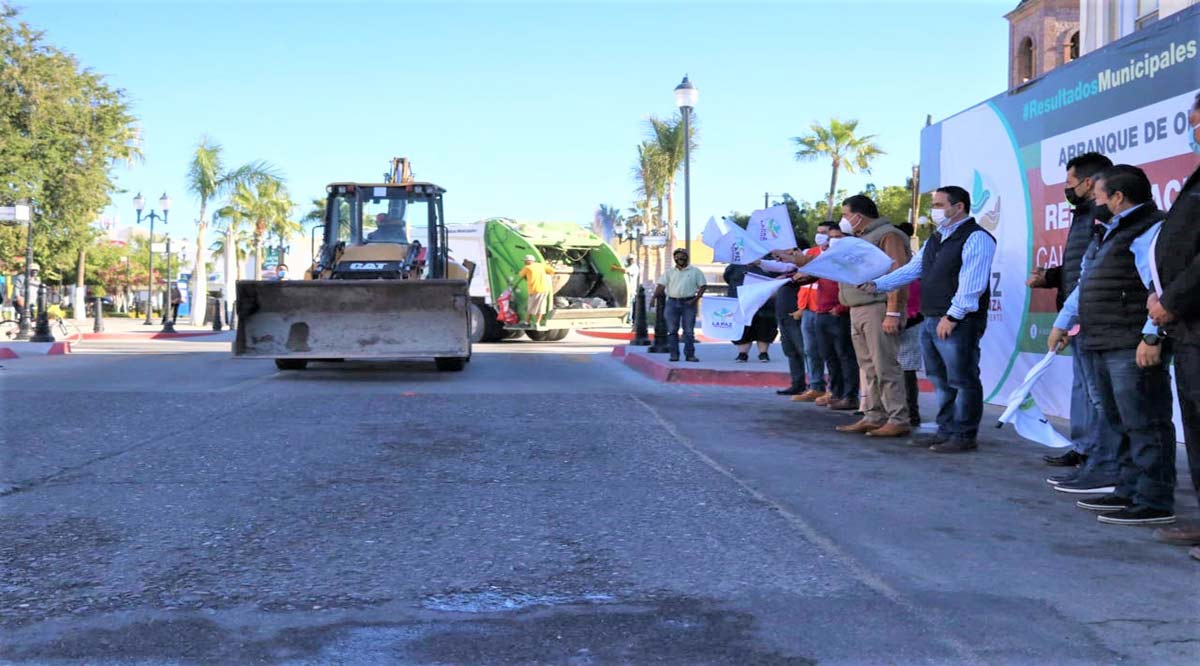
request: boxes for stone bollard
[31,283,54,342]
[92,295,104,333]
[648,292,671,354]
[211,298,224,331]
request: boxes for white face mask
[828,236,843,247]
[838,217,855,235]
[930,209,948,225]
[814,233,830,247]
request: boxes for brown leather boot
[827,398,856,411]
[1153,525,1200,546]
[791,389,825,402]
[865,423,912,438]
[836,419,883,434]
[814,393,833,407]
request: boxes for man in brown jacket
[835,195,913,437]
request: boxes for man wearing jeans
[792,223,831,402]
[655,248,707,363]
[864,185,996,453]
[1028,152,1113,472]
[1048,165,1174,526]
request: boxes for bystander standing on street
[1028,152,1114,474]
[723,261,777,362]
[812,226,859,411]
[655,248,706,363]
[12,261,41,319]
[894,222,925,429]
[770,257,807,396]
[1048,165,1175,526]
[866,187,996,452]
[792,224,830,403]
[834,195,912,438]
[1148,93,1200,558]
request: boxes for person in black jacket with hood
[1148,92,1200,558]
[1029,152,1112,471]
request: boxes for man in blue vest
[1029,152,1112,473]
[861,186,996,453]
[1048,165,1174,527]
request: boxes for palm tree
[230,177,293,279]
[645,114,697,256]
[185,137,277,323]
[209,224,251,280]
[595,203,623,241]
[791,119,885,219]
[632,142,666,279]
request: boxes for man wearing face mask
[863,186,996,452]
[655,248,707,362]
[1147,92,1200,556]
[833,195,913,438]
[1029,152,1113,472]
[1047,165,1174,527]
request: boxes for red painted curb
[48,342,71,355]
[578,329,721,343]
[611,345,627,358]
[0,348,18,359]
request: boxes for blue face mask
[1189,123,1200,155]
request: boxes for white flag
[712,227,770,264]
[700,296,744,340]
[997,351,1072,448]
[746,205,797,251]
[702,216,732,248]
[735,276,788,322]
[798,236,894,284]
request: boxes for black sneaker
[735,352,749,363]
[1076,495,1134,512]
[1053,479,1117,494]
[1097,505,1176,525]
[776,386,805,395]
[669,355,680,362]
[685,356,700,362]
[1046,471,1079,486]
[758,352,770,362]
[1044,450,1086,467]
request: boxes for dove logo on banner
[700,296,744,340]
[747,205,797,251]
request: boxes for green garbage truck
[447,218,632,342]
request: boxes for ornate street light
[674,75,697,256]
[135,192,170,325]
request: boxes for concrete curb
[615,344,935,391]
[80,330,225,341]
[0,341,71,357]
[579,329,721,343]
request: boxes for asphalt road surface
[1,333,1197,664]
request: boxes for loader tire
[526,329,566,342]
[470,302,505,343]
[435,357,467,372]
[549,328,570,341]
[274,359,308,370]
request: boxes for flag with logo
[700,296,745,340]
[997,351,1072,448]
[702,216,733,248]
[712,227,770,264]
[735,276,788,322]
[746,205,797,251]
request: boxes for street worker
[11,261,42,319]
[655,248,706,362]
[1049,165,1175,526]
[864,186,996,452]
[1148,91,1200,558]
[1028,152,1113,473]
[835,195,912,438]
[517,254,555,327]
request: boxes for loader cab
[320,182,450,280]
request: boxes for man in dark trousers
[1048,165,1174,526]
[863,186,996,453]
[1029,152,1113,472]
[1148,92,1200,558]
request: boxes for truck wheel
[470,301,505,342]
[549,328,570,341]
[503,329,525,340]
[435,357,467,372]
[274,359,308,370]
[526,329,563,342]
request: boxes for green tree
[645,114,697,256]
[229,178,293,279]
[184,137,276,323]
[791,119,885,219]
[871,182,931,227]
[0,5,140,310]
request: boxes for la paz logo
[710,307,737,328]
[731,238,747,262]
[758,218,782,241]
[971,170,1002,233]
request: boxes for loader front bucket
[233,279,471,361]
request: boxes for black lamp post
[10,201,34,340]
[613,218,651,346]
[674,75,697,256]
[134,192,171,325]
[161,234,176,333]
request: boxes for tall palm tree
[185,137,277,323]
[791,119,885,219]
[230,177,293,279]
[645,114,697,256]
[632,142,666,279]
[209,225,251,280]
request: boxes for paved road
[1,333,1197,664]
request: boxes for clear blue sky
[23,0,1013,243]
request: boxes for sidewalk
[0,314,226,358]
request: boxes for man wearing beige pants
[834,195,913,437]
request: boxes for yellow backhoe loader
[233,158,473,371]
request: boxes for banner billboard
[919,6,1199,420]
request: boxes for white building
[1081,0,1200,54]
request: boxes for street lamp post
[134,192,171,325]
[9,201,34,340]
[674,75,697,256]
[162,234,176,333]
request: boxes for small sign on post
[0,205,32,224]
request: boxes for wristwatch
[946,315,963,324]
[1142,333,1161,346]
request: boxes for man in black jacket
[1029,152,1112,471]
[1148,92,1200,558]
[1048,165,1174,526]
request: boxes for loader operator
[367,212,408,244]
